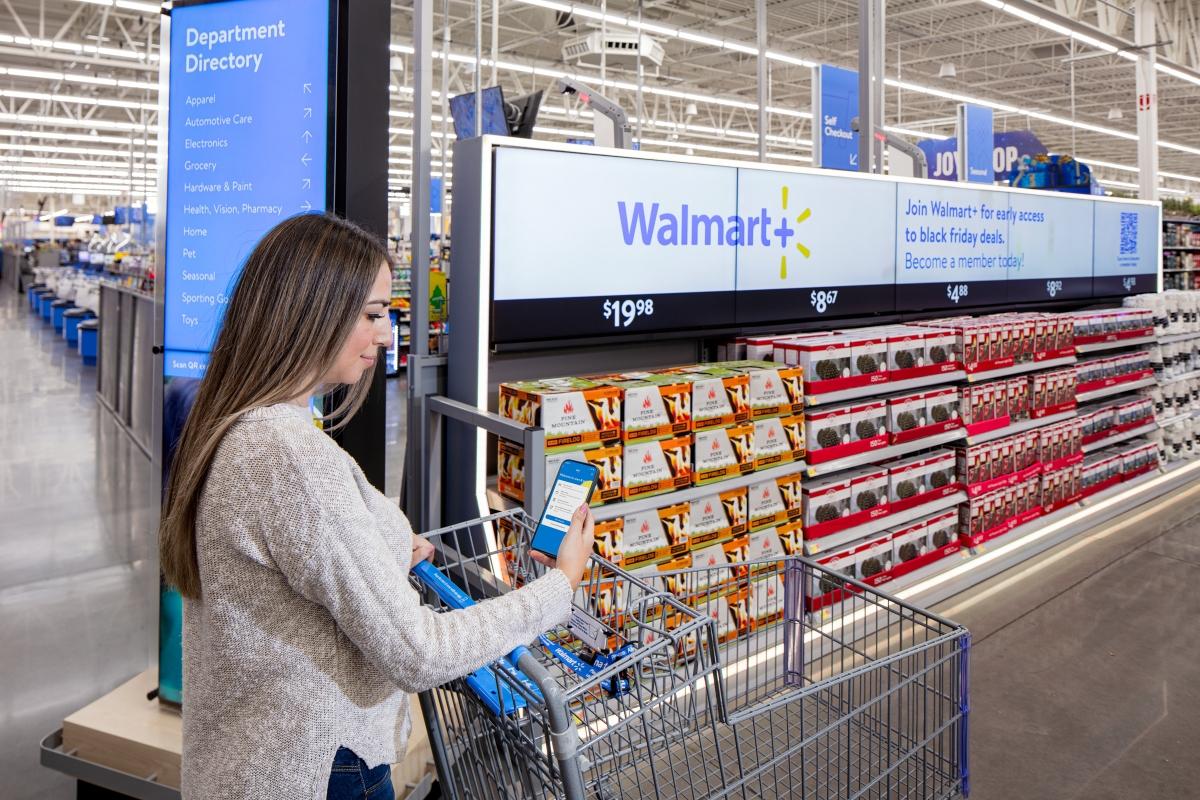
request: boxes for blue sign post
[163,0,331,378]
[958,103,994,184]
[812,65,859,171]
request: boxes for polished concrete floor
[4,278,1199,798]
[0,285,159,800]
[935,473,1200,798]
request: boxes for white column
[1135,0,1159,201]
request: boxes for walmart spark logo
[616,187,811,282]
[778,185,811,279]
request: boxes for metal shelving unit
[1074,335,1157,353]
[1159,370,1200,385]
[809,460,1200,624]
[1158,410,1199,427]
[802,490,967,555]
[965,355,1076,383]
[1158,331,1200,345]
[1075,376,1158,403]
[1081,421,1158,453]
[804,370,966,406]
[805,428,967,478]
[965,409,1077,446]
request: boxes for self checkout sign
[812,65,859,171]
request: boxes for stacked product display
[495,361,807,640]
[490,300,1200,625]
[1163,217,1200,291]
[1125,290,1200,465]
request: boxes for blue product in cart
[537,636,634,698]
[530,460,599,558]
[411,560,542,712]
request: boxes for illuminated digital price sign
[486,145,1160,344]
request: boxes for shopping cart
[412,509,970,800]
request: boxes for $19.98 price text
[602,298,655,328]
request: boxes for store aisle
[945,480,1200,800]
[385,373,407,499]
[0,287,158,800]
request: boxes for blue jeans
[327,746,395,800]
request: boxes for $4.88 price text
[602,298,655,328]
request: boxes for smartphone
[529,460,599,558]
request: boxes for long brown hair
[160,213,391,598]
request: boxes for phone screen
[530,460,599,557]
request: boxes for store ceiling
[0,0,1198,213]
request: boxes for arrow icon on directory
[303,107,313,118]
[300,153,312,166]
[300,200,312,211]
[302,130,313,143]
[301,178,312,189]
[302,83,312,94]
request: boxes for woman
[160,213,595,800]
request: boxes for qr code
[1120,212,1138,255]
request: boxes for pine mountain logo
[643,451,653,464]
[704,502,713,514]
[616,185,811,282]
[642,396,653,409]
[641,520,651,533]
[562,401,574,414]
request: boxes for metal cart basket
[413,509,970,800]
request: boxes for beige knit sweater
[182,402,573,799]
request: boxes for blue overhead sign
[921,130,1047,182]
[959,104,994,184]
[163,0,331,378]
[813,65,859,171]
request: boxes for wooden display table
[42,669,434,799]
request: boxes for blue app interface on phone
[532,461,596,556]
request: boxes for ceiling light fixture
[0,88,157,111]
[0,113,159,133]
[937,62,957,78]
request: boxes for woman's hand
[531,504,595,590]
[411,533,435,565]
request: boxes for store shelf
[1157,331,1200,344]
[1074,335,1157,353]
[802,491,967,556]
[965,410,1077,445]
[806,428,966,477]
[805,370,966,407]
[965,355,1076,383]
[1159,369,1200,385]
[486,459,808,522]
[807,459,1200,628]
[1081,421,1158,453]
[1163,246,1200,252]
[1158,410,1199,427]
[1075,376,1157,403]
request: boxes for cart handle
[412,560,631,697]
[411,560,544,702]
